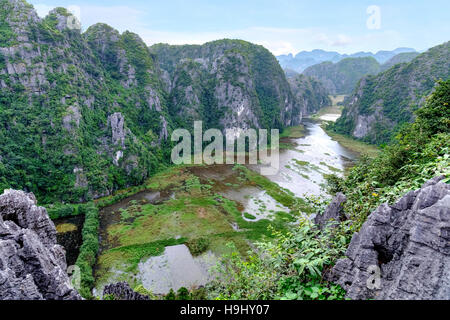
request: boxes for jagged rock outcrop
[314,192,347,229]
[0,189,81,300]
[0,2,169,202]
[103,282,150,300]
[329,176,450,300]
[108,112,126,148]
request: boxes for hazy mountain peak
[277,47,418,72]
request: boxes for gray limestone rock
[103,282,150,300]
[0,189,81,300]
[328,176,450,300]
[314,193,347,229]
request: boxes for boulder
[328,176,450,300]
[314,192,347,229]
[103,282,150,300]
[0,190,81,300]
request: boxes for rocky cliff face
[0,1,170,202]
[333,41,450,144]
[313,192,346,229]
[288,74,332,116]
[151,40,302,131]
[0,189,81,300]
[0,1,314,203]
[328,176,450,300]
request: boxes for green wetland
[54,120,373,297]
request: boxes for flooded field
[54,215,85,266]
[91,119,363,296]
[137,245,216,294]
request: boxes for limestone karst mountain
[332,41,450,144]
[0,0,321,203]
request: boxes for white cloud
[29,3,409,56]
[31,3,144,32]
[78,5,144,32]
[136,27,361,55]
[33,4,53,17]
[331,34,353,47]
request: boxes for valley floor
[54,119,378,298]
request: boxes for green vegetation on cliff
[332,41,449,145]
[0,2,309,204]
[0,4,170,203]
[151,40,301,131]
[303,57,381,95]
[288,74,332,115]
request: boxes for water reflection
[251,120,357,197]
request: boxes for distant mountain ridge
[277,48,417,73]
[299,52,422,95]
[332,41,450,144]
[303,57,381,95]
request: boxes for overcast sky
[28,0,450,55]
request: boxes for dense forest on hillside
[302,52,420,96]
[331,41,450,145]
[0,1,320,203]
[303,57,381,95]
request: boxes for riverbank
[322,124,380,158]
[304,95,380,159]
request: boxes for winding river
[253,120,357,197]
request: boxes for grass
[233,165,296,208]
[94,166,189,209]
[322,124,380,158]
[243,212,257,220]
[94,164,305,290]
[107,196,235,247]
[280,125,306,139]
[320,162,342,173]
[232,165,314,214]
[309,95,346,121]
[311,105,343,119]
[95,238,186,287]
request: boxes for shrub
[74,202,99,299]
[186,237,210,256]
[207,219,347,300]
[176,287,190,300]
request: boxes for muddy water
[54,215,85,266]
[251,120,358,197]
[137,245,216,294]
